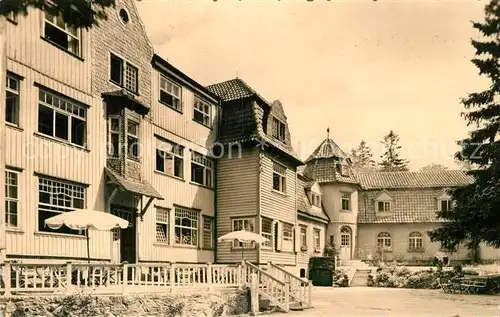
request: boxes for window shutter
[276,222,283,251]
[294,225,300,253]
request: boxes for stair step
[289,302,305,311]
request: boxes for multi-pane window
[126,120,139,159]
[300,226,307,251]
[377,201,391,212]
[159,75,182,112]
[156,139,184,179]
[44,9,80,56]
[38,177,85,235]
[311,193,321,207]
[108,116,120,157]
[341,193,351,211]
[203,216,214,249]
[191,151,213,187]
[232,218,255,248]
[261,217,273,249]
[174,207,198,246]
[314,229,321,250]
[408,232,423,251]
[282,223,294,251]
[156,207,169,244]
[38,89,87,146]
[193,97,211,127]
[272,162,286,193]
[110,54,138,93]
[5,170,19,228]
[272,117,286,141]
[377,232,392,249]
[440,200,452,212]
[6,74,20,126]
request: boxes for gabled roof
[102,89,150,115]
[305,138,349,163]
[356,170,475,190]
[297,175,329,222]
[104,167,163,200]
[206,78,268,104]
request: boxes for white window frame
[261,217,273,250]
[232,217,255,249]
[156,139,184,179]
[311,193,321,207]
[43,7,81,56]
[377,201,391,212]
[272,117,286,141]
[108,116,121,157]
[5,169,20,228]
[439,199,453,212]
[377,232,392,250]
[155,207,170,244]
[300,226,307,251]
[159,74,182,112]
[341,192,351,211]
[38,89,87,147]
[109,53,139,93]
[6,74,20,126]
[272,161,287,193]
[203,216,214,249]
[126,119,139,160]
[38,177,86,235]
[313,228,321,251]
[191,151,214,187]
[193,96,212,128]
[174,207,199,247]
[408,232,423,251]
[282,222,294,252]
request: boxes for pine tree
[379,130,410,172]
[0,0,115,29]
[429,0,500,249]
[350,140,377,172]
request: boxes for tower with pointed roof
[303,129,360,261]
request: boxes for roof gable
[374,190,393,201]
[206,78,268,104]
[309,182,322,195]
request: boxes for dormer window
[439,199,453,212]
[377,201,391,212]
[338,163,350,177]
[311,193,321,207]
[272,118,286,141]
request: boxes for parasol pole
[86,229,90,263]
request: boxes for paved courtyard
[271,287,500,317]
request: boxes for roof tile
[356,170,475,189]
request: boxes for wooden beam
[106,186,120,211]
[140,197,155,221]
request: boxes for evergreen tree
[0,0,115,29]
[379,130,410,172]
[429,0,500,249]
[420,164,448,172]
[350,140,377,172]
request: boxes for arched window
[377,232,391,248]
[408,232,423,251]
[300,269,306,278]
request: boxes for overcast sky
[136,0,488,170]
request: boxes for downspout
[257,150,262,265]
[294,169,298,268]
[0,16,6,260]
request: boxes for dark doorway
[111,206,137,264]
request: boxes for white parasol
[218,230,270,260]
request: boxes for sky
[135,0,489,170]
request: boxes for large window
[314,229,321,251]
[341,192,351,211]
[38,177,86,235]
[282,223,294,252]
[156,139,184,179]
[377,232,392,249]
[272,117,286,141]
[261,217,273,249]
[155,207,169,244]
[159,75,182,112]
[38,89,87,146]
[5,170,19,228]
[43,9,80,56]
[193,97,211,127]
[108,116,120,157]
[408,232,423,251]
[203,216,214,249]
[232,217,255,248]
[377,201,391,212]
[300,226,307,251]
[272,161,286,193]
[191,151,213,187]
[126,120,139,159]
[6,74,20,126]
[174,207,198,246]
[110,54,138,93]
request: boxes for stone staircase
[338,260,372,287]
[350,268,372,287]
[339,259,370,268]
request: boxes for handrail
[268,262,309,284]
[244,261,285,285]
